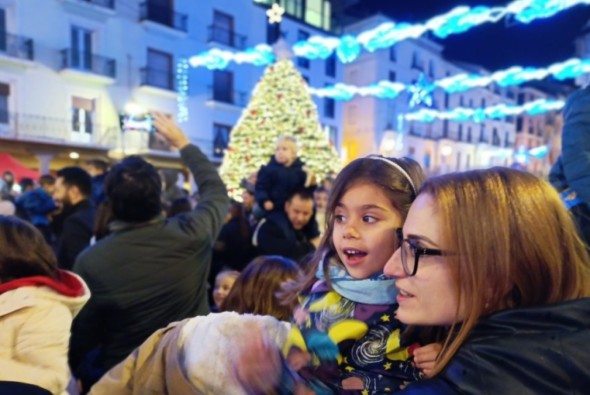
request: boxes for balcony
[207,25,246,50]
[60,49,116,84]
[60,0,116,18]
[0,32,34,67]
[206,85,247,111]
[140,2,188,35]
[139,67,177,97]
[77,0,114,8]
[0,112,119,148]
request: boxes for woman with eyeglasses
[384,167,590,394]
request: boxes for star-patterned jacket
[283,280,421,395]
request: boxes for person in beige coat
[0,215,90,395]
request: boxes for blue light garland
[189,0,590,69]
[403,98,565,123]
[309,57,590,100]
[176,58,190,123]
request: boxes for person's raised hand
[151,111,190,150]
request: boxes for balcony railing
[0,112,118,147]
[208,85,247,107]
[0,32,34,61]
[61,49,116,78]
[207,25,246,49]
[141,67,175,91]
[75,0,115,9]
[139,2,188,32]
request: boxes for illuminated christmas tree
[220,58,341,200]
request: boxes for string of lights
[403,98,565,123]
[189,0,590,69]
[176,58,190,123]
[308,57,590,100]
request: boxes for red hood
[0,270,85,297]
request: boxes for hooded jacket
[400,298,590,395]
[0,271,90,395]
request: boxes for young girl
[0,215,90,395]
[211,269,240,311]
[280,155,435,394]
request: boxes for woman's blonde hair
[423,167,590,375]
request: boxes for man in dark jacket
[549,86,590,246]
[69,112,229,389]
[253,190,320,262]
[53,167,94,270]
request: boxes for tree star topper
[408,73,434,108]
[267,3,285,24]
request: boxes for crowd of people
[0,87,589,395]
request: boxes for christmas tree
[219,58,341,200]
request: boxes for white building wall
[0,0,344,166]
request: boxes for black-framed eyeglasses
[395,228,449,276]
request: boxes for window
[325,53,336,78]
[444,93,449,109]
[479,124,485,143]
[481,98,486,108]
[147,48,173,90]
[212,10,234,47]
[458,125,463,141]
[466,154,471,169]
[324,97,335,119]
[323,124,338,147]
[442,120,449,138]
[456,152,461,171]
[467,127,472,142]
[516,116,523,131]
[517,93,525,105]
[424,153,431,169]
[411,51,423,70]
[213,70,233,103]
[459,96,464,107]
[71,96,95,142]
[0,8,6,53]
[305,0,329,30]
[297,30,310,69]
[0,82,8,124]
[388,71,396,82]
[493,128,500,146]
[505,131,510,147]
[266,22,280,44]
[284,0,304,18]
[428,59,435,78]
[71,26,93,70]
[213,123,231,158]
[389,46,396,62]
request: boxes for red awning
[0,153,39,181]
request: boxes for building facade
[0,0,344,173]
[342,14,518,175]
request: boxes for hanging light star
[267,3,285,24]
[408,73,434,108]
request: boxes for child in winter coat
[255,136,316,215]
[0,215,90,395]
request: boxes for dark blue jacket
[255,156,308,211]
[400,298,590,395]
[16,188,56,226]
[549,86,590,204]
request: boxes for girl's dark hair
[228,200,251,240]
[0,215,58,282]
[284,156,425,302]
[221,255,303,321]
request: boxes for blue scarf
[316,254,398,305]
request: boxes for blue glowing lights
[403,98,565,123]
[189,0,590,69]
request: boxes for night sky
[353,0,590,71]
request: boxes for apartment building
[0,0,345,173]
